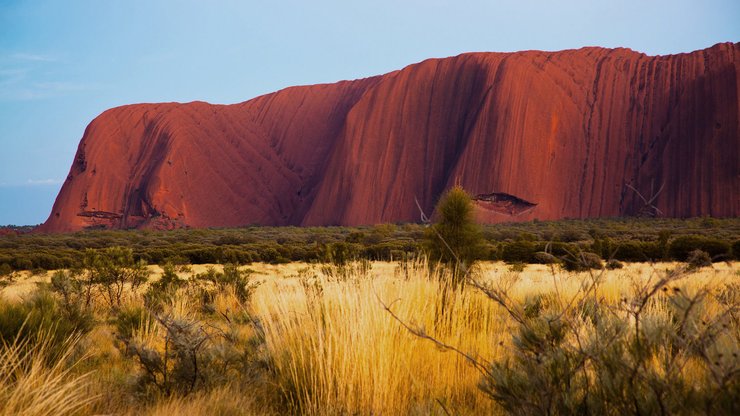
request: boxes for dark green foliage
[425,186,485,286]
[669,235,731,261]
[507,262,526,273]
[195,264,258,304]
[320,242,358,266]
[560,251,602,272]
[85,247,151,307]
[605,259,624,270]
[532,251,559,265]
[612,241,664,262]
[115,305,152,341]
[501,241,538,264]
[0,289,93,359]
[0,263,12,277]
[1,218,738,270]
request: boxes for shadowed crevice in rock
[473,192,538,216]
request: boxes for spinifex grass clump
[0,330,95,416]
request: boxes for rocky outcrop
[38,43,739,232]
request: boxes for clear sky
[0,0,738,225]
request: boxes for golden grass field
[1,260,738,415]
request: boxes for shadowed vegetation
[1,217,738,272]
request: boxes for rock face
[38,43,739,232]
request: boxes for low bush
[669,236,731,261]
[194,264,258,304]
[560,251,602,272]
[475,269,739,415]
[605,259,624,269]
[532,251,559,265]
[0,290,93,360]
[686,249,712,270]
[501,241,538,264]
[612,241,664,262]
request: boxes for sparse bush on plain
[605,259,624,269]
[144,263,187,309]
[0,289,93,360]
[85,247,151,307]
[560,251,602,272]
[473,267,739,416]
[194,263,258,304]
[2,218,739,270]
[532,251,559,264]
[686,249,712,270]
[425,186,485,286]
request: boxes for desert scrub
[468,265,740,415]
[112,265,265,402]
[0,289,93,361]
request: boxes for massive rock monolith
[38,43,739,232]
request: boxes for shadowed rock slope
[39,43,739,232]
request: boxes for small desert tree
[425,186,484,288]
[85,247,150,307]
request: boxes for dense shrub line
[1,218,738,271]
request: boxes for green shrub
[561,251,602,272]
[195,264,258,304]
[532,251,559,265]
[115,305,152,340]
[13,257,33,270]
[85,247,151,307]
[508,262,526,273]
[0,289,93,359]
[500,241,538,264]
[605,259,624,270]
[0,263,12,277]
[669,236,731,261]
[144,263,187,309]
[686,249,712,270]
[424,186,484,286]
[123,315,247,397]
[613,241,663,262]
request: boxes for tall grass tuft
[0,330,95,416]
[254,259,501,415]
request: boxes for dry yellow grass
[1,260,737,415]
[250,260,738,415]
[0,331,95,416]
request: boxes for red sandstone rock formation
[38,43,739,232]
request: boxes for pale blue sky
[1,0,738,225]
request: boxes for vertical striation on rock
[38,43,739,232]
